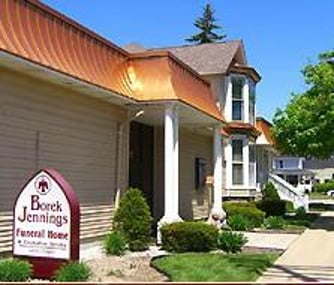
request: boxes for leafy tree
[186,3,226,44]
[272,50,334,159]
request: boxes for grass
[151,253,278,282]
[310,192,334,200]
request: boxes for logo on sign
[34,175,51,195]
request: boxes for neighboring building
[255,117,277,188]
[126,41,261,199]
[0,0,261,252]
[272,157,314,193]
[304,158,334,184]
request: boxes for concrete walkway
[258,212,334,283]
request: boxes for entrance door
[129,122,154,211]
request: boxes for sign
[13,169,80,278]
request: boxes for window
[232,140,244,185]
[232,77,244,121]
[195,157,207,191]
[249,83,256,125]
[279,160,284,169]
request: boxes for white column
[224,138,232,190]
[243,138,249,188]
[244,79,250,123]
[208,126,226,223]
[157,104,182,242]
[225,76,232,121]
[213,126,223,210]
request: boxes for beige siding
[0,67,129,251]
[153,126,213,221]
[203,74,226,112]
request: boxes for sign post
[13,168,80,279]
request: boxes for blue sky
[44,0,333,121]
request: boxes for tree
[272,50,334,159]
[186,3,226,44]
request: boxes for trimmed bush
[104,231,127,256]
[264,216,286,229]
[53,262,91,282]
[256,199,286,217]
[217,231,248,253]
[262,182,280,200]
[161,221,219,252]
[227,214,252,231]
[224,202,265,229]
[0,258,32,282]
[314,180,334,193]
[113,188,153,251]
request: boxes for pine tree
[186,3,226,44]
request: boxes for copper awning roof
[0,0,223,122]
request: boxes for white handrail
[268,173,307,209]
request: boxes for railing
[268,173,308,210]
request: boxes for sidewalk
[258,212,334,283]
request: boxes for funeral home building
[0,0,261,253]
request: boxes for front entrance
[129,122,154,212]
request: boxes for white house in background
[272,156,314,193]
[126,41,262,200]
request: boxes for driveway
[258,211,334,282]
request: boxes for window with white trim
[249,82,256,125]
[232,77,245,121]
[232,139,244,185]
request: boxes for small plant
[53,262,91,282]
[161,221,218,252]
[295,207,307,219]
[314,180,334,193]
[113,188,153,251]
[224,202,265,229]
[217,231,248,253]
[264,216,286,229]
[285,200,295,213]
[0,258,32,282]
[262,182,280,200]
[104,231,127,256]
[228,214,252,231]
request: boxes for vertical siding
[0,67,129,251]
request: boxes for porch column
[208,125,226,225]
[157,104,182,242]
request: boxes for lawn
[283,212,319,229]
[151,253,278,282]
[310,192,334,200]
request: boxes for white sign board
[13,171,71,259]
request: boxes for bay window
[249,82,256,125]
[232,77,244,121]
[232,139,243,185]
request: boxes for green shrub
[262,182,280,200]
[104,231,127,256]
[285,200,295,213]
[314,180,334,193]
[113,188,153,251]
[264,216,286,229]
[227,214,252,231]
[217,231,248,253]
[161,221,219,253]
[256,199,287,217]
[0,258,32,282]
[53,262,91,282]
[223,202,265,229]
